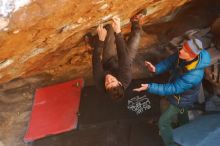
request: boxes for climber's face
[105,74,120,89]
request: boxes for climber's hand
[112,16,121,34]
[97,24,107,41]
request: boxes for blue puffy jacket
[148,50,211,108]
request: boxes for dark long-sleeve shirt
[92,33,132,94]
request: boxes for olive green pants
[159,104,189,146]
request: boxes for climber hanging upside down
[88,13,144,101]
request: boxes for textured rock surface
[212,18,220,50]
[0,0,191,84]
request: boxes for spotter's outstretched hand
[145,61,156,73]
[133,84,149,92]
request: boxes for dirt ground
[0,74,166,146]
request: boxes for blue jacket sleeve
[155,53,178,75]
[148,69,204,96]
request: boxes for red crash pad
[24,79,84,142]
